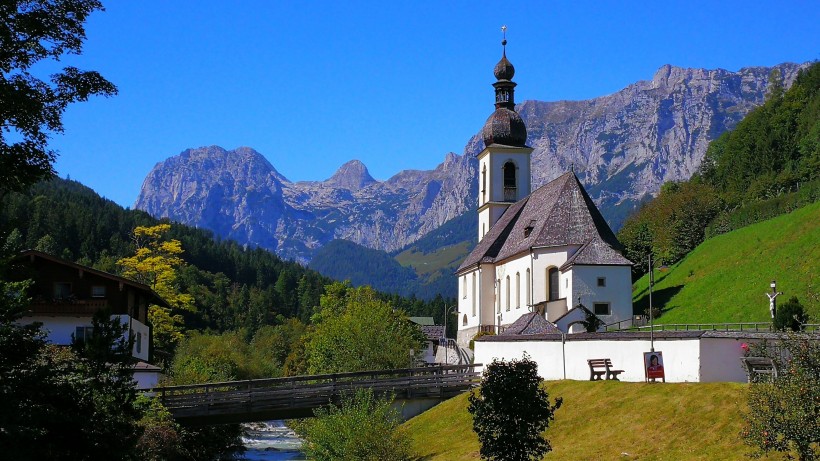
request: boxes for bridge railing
[152,363,482,416]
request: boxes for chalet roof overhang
[15,249,171,308]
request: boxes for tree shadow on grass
[633,285,684,316]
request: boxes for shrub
[774,297,809,332]
[742,334,820,461]
[298,389,414,461]
[468,355,562,461]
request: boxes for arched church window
[526,268,531,306]
[472,273,477,316]
[503,161,516,201]
[548,267,559,301]
[515,272,520,308]
[505,276,510,311]
[481,165,487,203]
[463,314,468,326]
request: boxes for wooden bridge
[154,364,481,425]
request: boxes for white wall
[531,246,576,305]
[23,314,150,362]
[26,315,92,344]
[133,371,162,390]
[474,335,758,383]
[571,265,633,326]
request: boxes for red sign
[644,351,665,381]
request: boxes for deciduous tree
[468,355,562,461]
[743,335,820,461]
[0,0,117,193]
[118,224,194,351]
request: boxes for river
[240,421,305,460]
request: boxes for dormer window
[524,219,536,237]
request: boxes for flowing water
[240,421,305,460]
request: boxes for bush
[774,297,809,332]
[468,355,562,461]
[743,334,820,461]
[298,389,414,461]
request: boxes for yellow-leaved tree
[117,224,194,352]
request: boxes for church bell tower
[477,28,533,242]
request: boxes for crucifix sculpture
[766,280,783,320]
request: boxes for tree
[743,335,820,461]
[0,0,117,193]
[298,389,414,461]
[774,297,809,332]
[468,355,562,461]
[304,283,425,374]
[0,278,144,459]
[117,224,194,351]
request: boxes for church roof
[560,234,632,270]
[457,172,630,273]
[500,312,560,335]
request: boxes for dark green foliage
[0,276,143,459]
[0,0,117,193]
[620,62,820,276]
[310,239,420,296]
[0,177,331,332]
[774,297,809,332]
[743,335,820,460]
[468,355,562,461]
[297,389,414,461]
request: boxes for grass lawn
[632,202,820,324]
[403,380,783,460]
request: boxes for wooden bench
[741,357,778,383]
[587,358,624,381]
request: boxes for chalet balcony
[503,186,517,202]
[27,298,108,316]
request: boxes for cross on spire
[501,25,507,49]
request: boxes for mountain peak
[326,159,376,190]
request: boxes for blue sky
[48,0,819,207]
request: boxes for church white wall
[479,264,496,327]
[571,265,633,326]
[473,336,754,382]
[458,269,480,331]
[531,246,576,305]
[494,254,535,328]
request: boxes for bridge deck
[154,364,481,425]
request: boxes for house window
[505,276,510,311]
[515,272,520,308]
[74,326,94,343]
[547,268,559,301]
[597,277,606,287]
[472,273,477,317]
[136,332,142,354]
[593,302,611,316]
[91,285,106,298]
[462,276,467,299]
[53,282,72,300]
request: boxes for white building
[456,38,633,348]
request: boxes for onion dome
[482,108,527,147]
[481,32,527,147]
[493,44,515,80]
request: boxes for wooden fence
[154,364,481,425]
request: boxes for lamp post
[649,253,655,353]
[443,304,457,364]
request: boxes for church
[456,37,634,347]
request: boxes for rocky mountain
[136,62,808,265]
[136,147,475,263]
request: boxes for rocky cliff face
[135,63,808,263]
[136,147,475,263]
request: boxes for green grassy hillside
[403,380,780,461]
[632,202,819,323]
